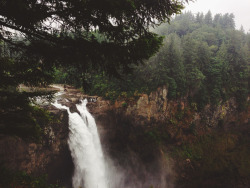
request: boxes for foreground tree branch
[0,0,189,87]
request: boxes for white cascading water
[53,99,109,188]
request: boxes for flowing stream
[53,99,109,188]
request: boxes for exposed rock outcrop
[87,85,248,150]
[1,85,248,188]
[0,105,73,187]
[122,86,248,132]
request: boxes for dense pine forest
[55,11,249,110]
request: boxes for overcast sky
[184,0,250,32]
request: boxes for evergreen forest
[55,11,249,111]
[0,1,249,187]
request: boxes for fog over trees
[62,11,248,111]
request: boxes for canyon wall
[0,86,248,187]
[0,107,73,187]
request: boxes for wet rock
[0,107,73,187]
[126,86,169,121]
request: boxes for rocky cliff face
[0,85,248,188]
[0,106,74,187]
[126,85,169,122]
[125,86,248,129]
[88,85,249,143]
[87,86,249,188]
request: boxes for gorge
[0,85,249,188]
[1,2,249,187]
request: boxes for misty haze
[0,1,249,188]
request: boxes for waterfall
[53,99,109,188]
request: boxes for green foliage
[0,0,188,140]
[0,88,54,141]
[0,166,63,188]
[144,126,170,145]
[0,0,187,88]
[122,102,128,108]
[77,11,249,112]
[204,11,213,26]
[173,132,250,187]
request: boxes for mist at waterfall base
[53,99,171,188]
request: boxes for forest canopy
[69,11,249,111]
[0,0,189,139]
[0,0,188,88]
